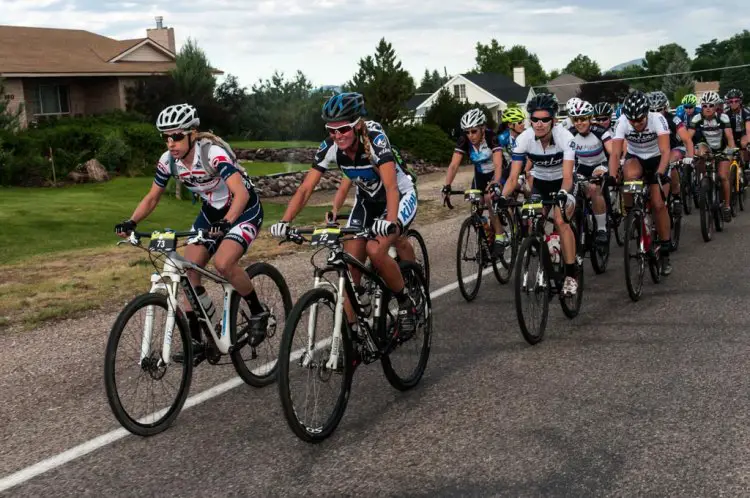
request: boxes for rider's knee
[212,255,234,277]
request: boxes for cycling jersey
[689,112,731,151]
[313,121,414,200]
[497,129,520,170]
[454,128,502,175]
[725,106,750,139]
[613,113,670,159]
[154,140,255,211]
[663,111,686,149]
[511,126,576,182]
[676,104,701,123]
[568,124,611,172]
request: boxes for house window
[36,85,70,115]
[453,84,466,101]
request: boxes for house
[0,17,221,128]
[546,73,586,107]
[695,81,720,99]
[406,68,534,124]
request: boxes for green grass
[0,177,329,265]
[230,140,319,149]
[241,161,311,176]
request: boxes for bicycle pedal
[192,352,207,367]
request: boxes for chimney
[147,16,176,53]
[513,67,526,87]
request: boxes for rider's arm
[279,167,323,223]
[725,127,737,149]
[443,151,464,186]
[677,126,694,158]
[561,159,575,193]
[603,138,614,157]
[331,176,353,218]
[492,150,503,185]
[608,139,624,178]
[656,134,671,174]
[129,182,165,223]
[222,173,251,224]
[379,162,400,224]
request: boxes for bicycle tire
[713,181,725,233]
[730,164,739,217]
[406,228,430,288]
[740,173,746,212]
[670,197,682,252]
[229,262,293,387]
[589,211,609,275]
[381,261,432,391]
[681,168,693,215]
[456,217,482,301]
[104,293,193,437]
[699,179,713,242]
[491,214,517,285]
[623,212,645,302]
[278,287,354,443]
[561,215,584,319]
[514,236,549,345]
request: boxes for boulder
[83,159,109,182]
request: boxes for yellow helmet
[502,107,526,124]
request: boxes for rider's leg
[590,168,608,242]
[553,200,577,295]
[622,157,643,213]
[670,149,684,215]
[719,158,732,220]
[342,238,368,325]
[183,243,211,343]
[649,176,673,275]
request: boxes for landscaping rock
[84,159,109,182]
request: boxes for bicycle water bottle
[195,285,217,324]
[546,234,561,264]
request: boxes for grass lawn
[230,140,319,149]
[241,161,311,176]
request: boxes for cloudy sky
[3,0,749,89]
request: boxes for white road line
[0,268,492,493]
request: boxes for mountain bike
[666,161,682,252]
[729,149,745,216]
[277,223,431,443]
[514,193,584,345]
[574,174,610,274]
[696,150,728,242]
[104,229,292,436]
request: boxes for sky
[3,0,750,89]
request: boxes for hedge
[388,124,455,165]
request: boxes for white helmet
[566,97,582,112]
[700,91,721,105]
[156,103,200,131]
[568,100,594,117]
[460,108,486,130]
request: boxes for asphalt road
[3,207,750,497]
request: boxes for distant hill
[608,58,646,72]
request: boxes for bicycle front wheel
[278,288,354,443]
[623,212,645,302]
[406,228,430,288]
[456,217,483,301]
[699,178,713,242]
[514,236,549,345]
[104,293,193,436]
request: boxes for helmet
[593,102,612,117]
[527,93,559,116]
[460,108,486,130]
[321,92,366,122]
[726,88,744,101]
[502,107,526,124]
[648,91,669,111]
[566,97,582,112]
[700,91,721,105]
[622,91,650,120]
[568,100,594,117]
[681,94,698,106]
[156,104,200,131]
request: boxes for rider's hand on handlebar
[270,221,289,238]
[209,218,231,237]
[325,211,337,224]
[371,219,395,237]
[115,219,137,238]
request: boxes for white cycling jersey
[511,126,576,181]
[613,112,670,159]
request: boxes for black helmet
[526,93,558,116]
[593,102,612,117]
[321,92,367,122]
[726,88,744,101]
[622,91,650,120]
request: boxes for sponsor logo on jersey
[318,140,328,152]
[238,222,258,245]
[211,155,230,169]
[399,192,417,222]
[373,133,388,148]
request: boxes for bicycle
[277,223,432,443]
[728,149,745,216]
[666,161,683,252]
[445,186,520,301]
[696,150,727,242]
[574,174,610,274]
[104,229,292,436]
[621,179,665,302]
[513,193,584,345]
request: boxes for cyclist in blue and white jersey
[442,108,507,252]
[568,100,613,245]
[499,93,579,296]
[675,94,700,124]
[270,92,418,333]
[497,106,527,176]
[114,104,269,353]
[609,91,674,275]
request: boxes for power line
[535,62,750,89]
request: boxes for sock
[565,263,576,278]
[594,213,607,231]
[660,240,671,256]
[185,310,201,342]
[243,290,264,314]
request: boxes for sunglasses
[728,99,742,104]
[162,132,188,142]
[704,103,716,109]
[650,107,666,113]
[325,120,358,135]
[572,116,591,123]
[628,115,647,124]
[683,105,695,110]
[466,128,482,136]
[593,116,610,122]
[530,116,553,124]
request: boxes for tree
[348,38,416,127]
[125,76,179,122]
[472,40,547,86]
[548,69,561,81]
[610,64,651,92]
[720,50,750,100]
[563,54,601,81]
[418,69,449,93]
[577,72,631,105]
[662,51,694,102]
[644,43,689,89]
[171,38,216,108]
[423,88,496,138]
[215,75,249,137]
[692,31,750,81]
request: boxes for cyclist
[648,90,694,217]
[688,90,737,222]
[499,93,579,296]
[592,102,614,132]
[270,92,418,334]
[568,100,613,245]
[442,108,507,251]
[497,106,528,187]
[608,91,674,275]
[114,103,268,355]
[559,97,582,129]
[724,88,750,168]
[676,94,700,124]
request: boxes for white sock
[595,213,607,231]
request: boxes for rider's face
[530,111,553,137]
[326,120,358,150]
[466,125,485,146]
[573,116,592,134]
[164,130,193,158]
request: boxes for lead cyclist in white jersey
[114,104,270,356]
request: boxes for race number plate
[311,227,341,246]
[148,231,177,252]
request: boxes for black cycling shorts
[625,154,662,184]
[192,196,263,256]
[346,189,418,231]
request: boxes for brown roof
[546,73,586,105]
[0,25,176,75]
[695,81,720,94]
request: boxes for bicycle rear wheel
[623,212,645,302]
[590,211,610,274]
[699,178,713,242]
[104,293,193,436]
[670,197,681,252]
[491,214,517,284]
[681,168,693,215]
[278,288,354,443]
[456,217,483,301]
[561,215,585,318]
[514,236,549,345]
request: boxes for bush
[97,131,131,172]
[389,124,455,165]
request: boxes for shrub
[97,131,131,172]
[388,124,455,165]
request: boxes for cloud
[2,0,749,89]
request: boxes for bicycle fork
[142,269,180,366]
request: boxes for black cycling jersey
[726,106,750,140]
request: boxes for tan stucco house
[0,17,212,128]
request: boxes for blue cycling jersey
[675,104,701,123]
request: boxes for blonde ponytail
[357,118,372,160]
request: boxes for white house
[405,67,535,124]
